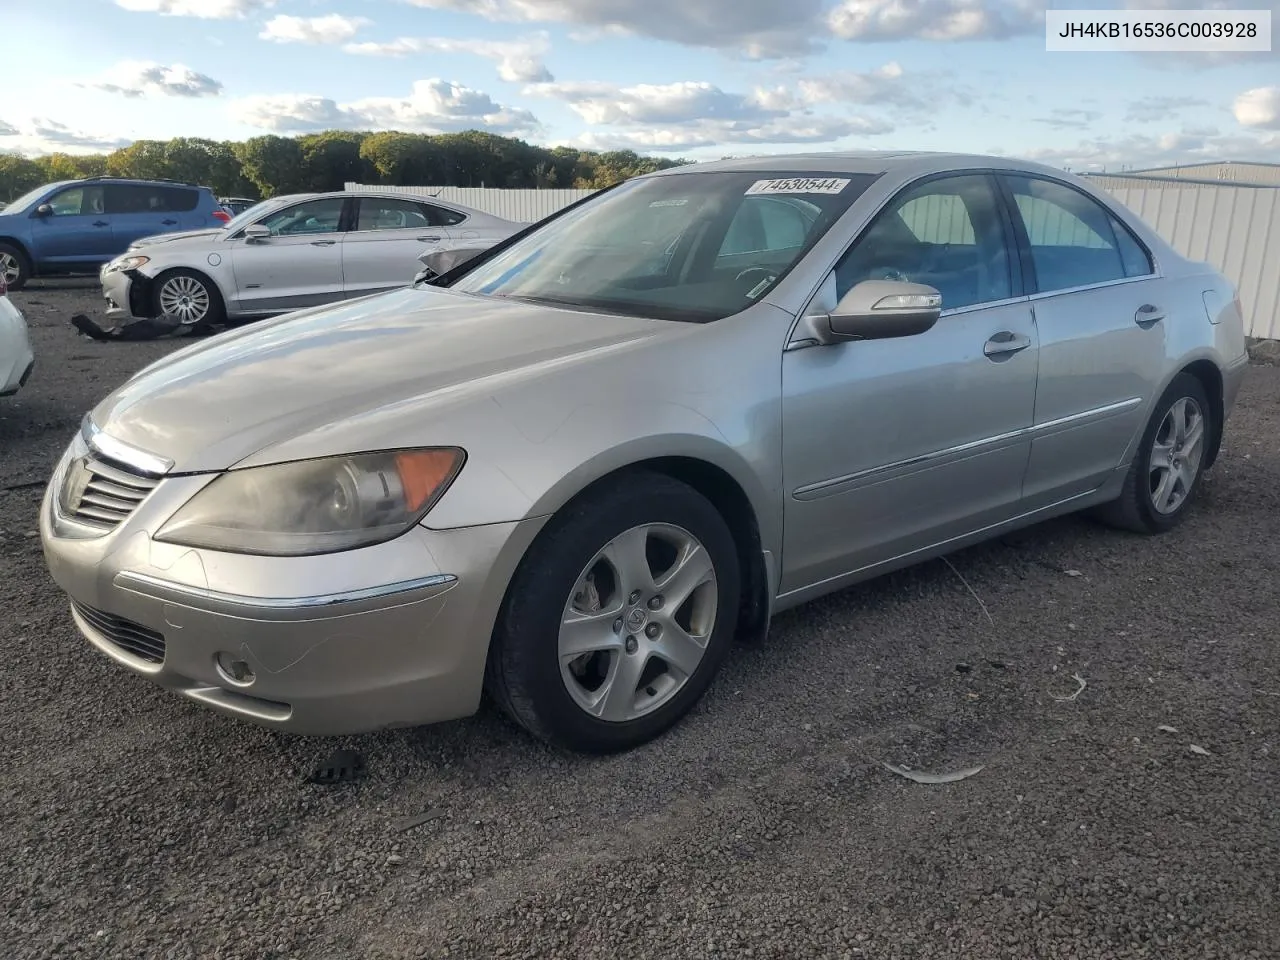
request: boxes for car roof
[647,150,1073,181]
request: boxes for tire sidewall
[1133,373,1212,532]
[498,475,741,752]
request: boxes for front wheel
[1095,372,1213,534]
[486,472,741,753]
[153,269,225,333]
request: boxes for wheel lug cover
[628,590,642,604]
[625,636,638,654]
[613,618,623,633]
[647,595,662,610]
[645,623,660,639]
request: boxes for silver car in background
[99,190,523,330]
[43,151,1247,754]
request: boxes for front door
[341,196,453,298]
[998,173,1168,508]
[229,196,348,314]
[28,184,115,266]
[780,173,1039,595]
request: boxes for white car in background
[0,272,34,397]
[100,190,523,331]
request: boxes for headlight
[103,255,151,274]
[154,448,465,556]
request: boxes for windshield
[223,196,293,233]
[1,181,73,215]
[447,170,879,323]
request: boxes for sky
[1,0,1278,172]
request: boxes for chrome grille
[71,601,167,664]
[60,454,160,530]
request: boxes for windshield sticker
[649,198,689,208]
[746,276,775,299]
[746,177,851,196]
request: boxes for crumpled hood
[91,286,680,473]
[130,228,225,250]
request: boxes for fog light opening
[215,652,256,687]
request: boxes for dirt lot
[2,280,1278,960]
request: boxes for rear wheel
[1095,372,1213,534]
[153,269,225,333]
[486,472,741,753]
[0,243,31,291]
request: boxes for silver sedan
[42,151,1248,753]
[99,190,523,331]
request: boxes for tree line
[0,130,689,202]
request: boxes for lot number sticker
[745,178,851,196]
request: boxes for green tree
[233,135,307,196]
[298,131,371,191]
[0,155,45,201]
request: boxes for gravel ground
[2,280,1278,960]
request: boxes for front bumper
[0,296,34,396]
[101,266,153,323]
[40,437,546,735]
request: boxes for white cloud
[0,118,132,156]
[1012,130,1280,172]
[115,0,273,17]
[260,14,370,44]
[827,0,1043,41]
[82,61,223,99]
[345,34,554,82]
[1035,108,1103,130]
[230,79,541,135]
[1124,95,1209,123]
[399,0,825,58]
[572,115,892,152]
[1234,86,1280,130]
[527,78,893,152]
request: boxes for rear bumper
[0,297,34,396]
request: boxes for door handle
[417,235,442,243]
[983,331,1032,359]
[161,219,178,226]
[310,240,337,246]
[93,221,109,228]
[1135,303,1165,327]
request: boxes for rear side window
[425,204,466,227]
[1003,175,1133,293]
[356,198,435,231]
[107,184,199,214]
[1112,216,1154,277]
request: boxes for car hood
[130,228,225,250]
[91,286,687,473]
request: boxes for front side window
[834,174,1013,311]
[47,185,106,217]
[257,197,346,237]
[1003,175,1142,292]
[448,171,878,323]
[356,198,434,232]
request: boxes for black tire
[0,242,32,292]
[1095,372,1213,534]
[151,268,226,334]
[486,471,742,754]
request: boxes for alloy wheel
[558,523,719,723]
[1149,396,1206,515]
[0,252,20,286]
[158,275,211,325]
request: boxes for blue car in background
[0,177,231,290]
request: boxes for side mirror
[35,203,53,217]
[826,279,942,341]
[242,223,271,242]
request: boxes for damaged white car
[100,190,523,331]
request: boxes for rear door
[27,184,115,266]
[996,173,1166,508]
[107,184,191,248]
[341,196,453,297]
[228,196,349,313]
